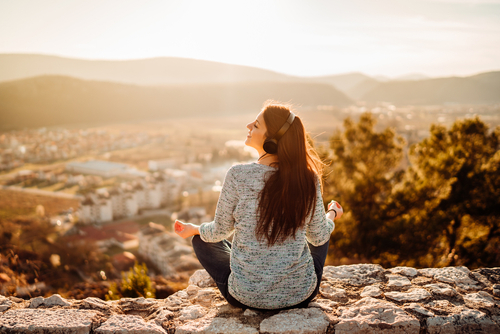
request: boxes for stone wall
[1,264,499,333]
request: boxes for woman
[174,102,343,310]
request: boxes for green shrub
[105,261,155,300]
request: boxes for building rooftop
[67,160,129,172]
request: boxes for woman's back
[199,162,334,309]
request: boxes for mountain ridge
[0,74,353,130]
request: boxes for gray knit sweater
[199,162,334,309]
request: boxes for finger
[174,221,184,232]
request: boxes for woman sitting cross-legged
[174,101,343,311]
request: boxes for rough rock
[472,271,493,288]
[308,298,337,312]
[0,296,13,312]
[243,309,259,317]
[176,317,258,334]
[0,309,99,334]
[186,284,200,296]
[426,308,500,333]
[119,297,159,316]
[29,294,71,308]
[360,285,383,298]
[194,288,218,307]
[425,300,464,314]
[217,303,244,316]
[411,276,433,286]
[424,283,458,297]
[4,264,500,334]
[385,288,432,303]
[149,308,174,326]
[95,314,167,334]
[463,291,496,309]
[389,266,418,277]
[493,284,500,297]
[323,264,385,286]
[179,305,208,320]
[188,269,217,288]
[386,274,412,289]
[476,268,500,285]
[259,308,329,334]
[335,297,420,334]
[419,266,482,290]
[319,282,347,300]
[81,297,112,311]
[404,303,435,317]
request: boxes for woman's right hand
[174,220,200,238]
[328,200,344,219]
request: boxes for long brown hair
[255,102,325,246]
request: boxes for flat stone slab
[176,317,258,334]
[385,289,431,302]
[319,282,347,300]
[360,285,383,298]
[419,266,482,290]
[463,291,496,309]
[179,305,208,320]
[0,309,98,334]
[95,314,167,334]
[323,264,385,286]
[81,297,112,311]
[424,283,457,297]
[259,308,329,334]
[427,309,500,334]
[335,297,420,334]
[387,274,412,289]
[404,303,435,317]
[389,267,418,277]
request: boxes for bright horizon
[1,0,499,78]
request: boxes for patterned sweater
[199,162,334,309]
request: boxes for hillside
[360,72,500,105]
[302,72,374,94]
[0,54,295,85]
[0,75,353,130]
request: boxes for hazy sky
[1,0,499,78]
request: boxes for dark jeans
[191,235,329,311]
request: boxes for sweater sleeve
[306,177,335,246]
[199,166,238,242]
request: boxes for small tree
[326,112,405,263]
[387,117,500,268]
[106,262,155,300]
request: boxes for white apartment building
[78,193,113,224]
[108,187,139,218]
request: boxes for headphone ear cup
[263,139,278,154]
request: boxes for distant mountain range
[0,75,352,131]
[0,54,499,130]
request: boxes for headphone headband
[273,112,295,142]
[262,111,295,154]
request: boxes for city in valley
[0,102,498,299]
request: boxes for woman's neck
[257,153,278,166]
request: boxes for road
[1,185,84,200]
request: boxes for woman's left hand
[174,220,200,238]
[327,200,344,220]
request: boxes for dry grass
[0,189,80,220]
